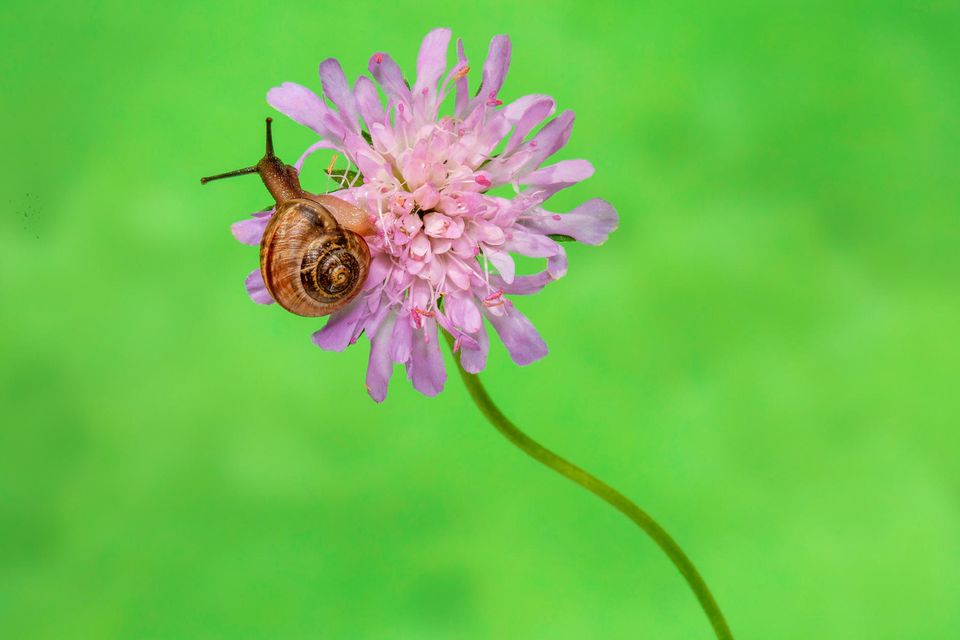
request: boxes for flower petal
[520,198,619,246]
[406,319,446,396]
[524,110,575,171]
[311,297,369,352]
[459,320,489,374]
[414,28,451,97]
[267,82,340,140]
[454,38,470,118]
[293,139,338,172]
[483,111,575,184]
[244,269,274,305]
[483,244,515,283]
[485,302,547,366]
[231,210,272,246]
[445,291,482,333]
[354,75,386,131]
[363,253,393,291]
[470,35,511,110]
[505,227,561,258]
[521,159,594,189]
[390,311,414,363]
[365,311,396,402]
[319,58,361,133]
[368,53,412,107]
[488,271,553,295]
[502,95,556,156]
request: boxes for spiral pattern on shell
[259,199,370,317]
[300,239,363,299]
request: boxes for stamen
[377,198,394,253]
[374,53,383,64]
[485,92,503,107]
[326,153,339,174]
[453,65,470,80]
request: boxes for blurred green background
[2,1,958,638]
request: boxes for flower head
[232,28,618,401]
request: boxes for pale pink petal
[311,298,369,352]
[445,292,482,333]
[351,142,395,183]
[368,53,412,107]
[520,199,619,246]
[319,58,361,132]
[390,311,414,363]
[231,210,272,246]
[414,28,452,97]
[503,95,556,155]
[365,311,396,402]
[293,139,338,172]
[362,296,392,337]
[485,303,547,366]
[267,83,337,139]
[505,227,560,258]
[521,159,594,189]
[413,183,441,210]
[406,319,446,396]
[488,271,553,295]
[244,269,274,305]
[475,111,512,158]
[483,244,515,283]
[354,76,385,131]
[547,247,568,279]
[524,110,575,171]
[423,212,463,239]
[454,38,470,118]
[470,35,511,110]
[434,311,479,352]
[363,253,393,291]
[459,320,489,374]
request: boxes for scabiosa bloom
[232,28,618,401]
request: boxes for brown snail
[201,118,373,317]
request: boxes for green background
[2,1,958,638]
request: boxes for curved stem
[446,338,733,639]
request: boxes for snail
[201,118,373,317]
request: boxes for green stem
[446,337,733,639]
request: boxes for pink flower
[233,28,618,401]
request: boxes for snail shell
[260,198,370,317]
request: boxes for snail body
[202,119,372,317]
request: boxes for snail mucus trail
[201,118,373,318]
